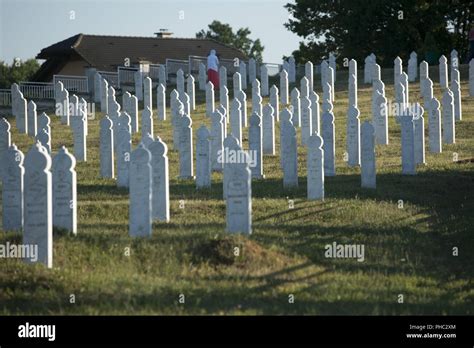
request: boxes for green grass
[0,66,473,315]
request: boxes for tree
[196,20,265,62]
[284,0,473,67]
[0,59,40,88]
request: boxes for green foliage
[196,20,264,62]
[284,0,473,66]
[0,59,40,89]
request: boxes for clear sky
[0,0,300,64]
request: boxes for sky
[0,0,300,64]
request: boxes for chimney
[154,29,173,38]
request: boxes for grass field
[0,66,473,315]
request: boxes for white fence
[118,67,138,87]
[165,59,188,80]
[53,75,89,94]
[19,82,55,99]
[0,89,12,106]
[97,71,119,88]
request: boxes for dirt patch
[191,235,287,268]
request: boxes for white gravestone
[423,78,433,107]
[36,129,51,154]
[322,103,336,176]
[125,92,138,133]
[301,76,310,99]
[187,74,195,110]
[451,69,462,121]
[373,91,388,145]
[360,121,376,188]
[414,105,426,165]
[329,53,336,82]
[349,59,357,78]
[157,83,166,121]
[129,143,152,238]
[300,95,312,146]
[349,73,357,108]
[270,85,280,122]
[176,69,185,95]
[210,111,225,172]
[400,111,416,175]
[220,85,229,118]
[143,76,152,111]
[172,99,184,151]
[233,72,242,97]
[52,146,77,234]
[100,116,114,178]
[327,66,335,101]
[159,65,167,89]
[179,114,194,179]
[408,52,417,82]
[230,98,243,146]
[94,72,101,103]
[0,118,11,161]
[322,83,332,113]
[281,109,298,188]
[310,91,320,135]
[249,58,257,83]
[142,133,154,148]
[400,72,409,105]
[419,60,429,96]
[252,80,263,116]
[73,107,87,161]
[346,105,361,167]
[206,81,215,117]
[428,97,442,153]
[394,56,403,87]
[262,104,275,155]
[1,144,24,231]
[288,56,296,83]
[290,87,301,127]
[27,100,37,137]
[219,66,228,92]
[450,49,459,83]
[199,62,206,91]
[225,136,252,235]
[100,78,108,114]
[364,55,374,84]
[116,113,132,188]
[261,65,269,96]
[196,125,212,189]
[148,137,170,222]
[38,112,51,138]
[17,93,27,134]
[307,134,324,200]
[305,61,314,91]
[372,63,381,83]
[236,89,247,127]
[216,105,227,137]
[248,112,264,179]
[134,71,143,101]
[23,142,53,268]
[280,70,289,105]
[442,88,455,144]
[239,61,247,90]
[439,55,448,89]
[142,106,154,138]
[58,86,70,126]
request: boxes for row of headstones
[11,81,88,161]
[0,137,77,268]
[357,53,463,176]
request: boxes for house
[33,33,247,82]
